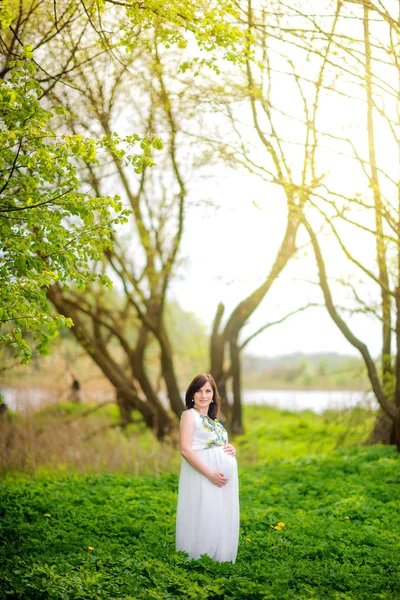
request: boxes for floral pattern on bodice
[199,414,228,448]
[185,409,228,451]
[200,415,228,448]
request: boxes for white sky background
[166,0,399,358]
[171,174,383,358]
[92,0,398,360]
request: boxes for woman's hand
[207,471,229,487]
[223,443,236,456]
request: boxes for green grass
[235,404,376,464]
[1,444,399,599]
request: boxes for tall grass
[0,402,180,477]
[0,401,377,477]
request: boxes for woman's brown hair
[185,373,221,420]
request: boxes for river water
[1,387,377,414]
[237,389,377,413]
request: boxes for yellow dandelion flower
[245,538,251,542]
[88,546,94,551]
[344,516,350,520]
[274,525,282,530]
[44,514,51,517]
[277,522,285,527]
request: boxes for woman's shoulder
[180,408,197,421]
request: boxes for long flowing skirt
[175,446,239,563]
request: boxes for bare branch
[240,303,322,351]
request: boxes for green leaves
[101,133,164,174]
[0,60,135,362]
[120,0,245,67]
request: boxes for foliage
[0,0,248,427]
[0,0,245,69]
[1,0,243,373]
[0,0,246,368]
[0,445,399,599]
[0,299,209,391]
[0,57,169,363]
[118,0,245,65]
[0,59,115,360]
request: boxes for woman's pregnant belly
[213,445,237,480]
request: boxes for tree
[38,38,188,436]
[0,55,131,363]
[178,0,338,432]
[279,0,400,447]
[195,0,400,447]
[0,0,247,434]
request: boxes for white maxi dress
[175,408,239,563]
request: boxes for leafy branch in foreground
[0,55,164,363]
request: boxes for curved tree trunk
[210,215,299,433]
[210,303,229,417]
[159,326,185,417]
[230,336,244,435]
[361,4,395,445]
[133,325,176,438]
[303,217,399,449]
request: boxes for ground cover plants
[1,443,399,599]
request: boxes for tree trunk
[361,4,397,448]
[363,4,392,381]
[159,327,185,417]
[304,219,397,419]
[115,389,150,429]
[213,216,299,429]
[230,336,244,435]
[210,303,229,416]
[133,323,176,437]
[364,410,395,445]
[48,285,175,439]
[394,287,400,450]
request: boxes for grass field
[1,402,399,599]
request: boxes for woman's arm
[180,411,228,487]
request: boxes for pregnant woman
[176,373,239,563]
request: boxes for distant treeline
[241,353,369,390]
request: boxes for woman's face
[193,381,213,412]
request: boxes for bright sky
[171,174,382,358]
[168,2,397,359]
